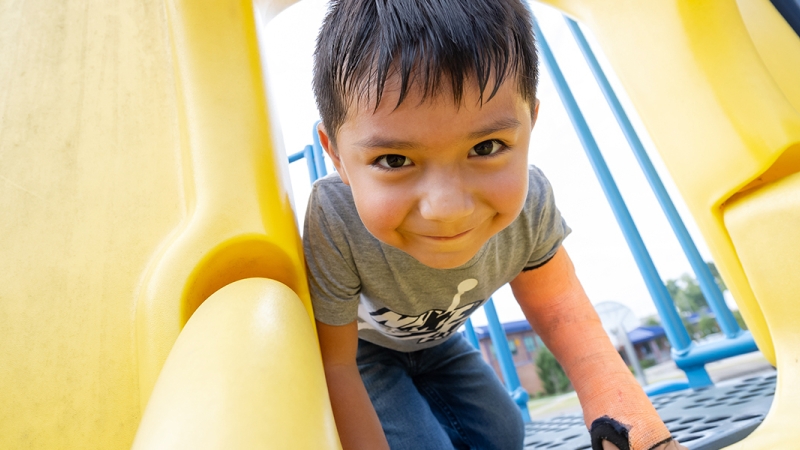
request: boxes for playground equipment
[1,0,338,448]
[1,0,798,449]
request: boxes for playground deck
[524,373,776,450]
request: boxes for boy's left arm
[509,246,686,450]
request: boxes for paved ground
[527,350,775,421]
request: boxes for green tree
[535,347,571,395]
[643,315,661,327]
[696,313,720,338]
[663,261,733,336]
[666,273,707,314]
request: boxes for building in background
[471,321,672,396]
[472,320,547,396]
[627,325,672,367]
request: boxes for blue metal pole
[464,319,481,350]
[302,144,318,182]
[288,150,306,163]
[530,15,694,353]
[311,122,328,178]
[564,18,741,339]
[484,298,531,422]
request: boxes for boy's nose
[418,176,476,223]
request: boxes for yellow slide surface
[723,173,800,448]
[133,278,340,449]
[3,0,798,447]
[0,0,337,448]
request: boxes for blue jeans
[356,333,525,450]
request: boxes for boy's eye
[375,154,412,169]
[469,140,504,157]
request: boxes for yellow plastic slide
[0,0,338,448]
[2,0,798,448]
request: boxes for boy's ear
[531,98,541,129]
[317,122,350,185]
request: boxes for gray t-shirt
[303,165,570,352]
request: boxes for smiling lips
[421,229,474,241]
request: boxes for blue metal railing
[484,299,531,421]
[531,13,696,359]
[563,18,742,341]
[529,10,758,389]
[560,15,761,385]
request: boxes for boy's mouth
[421,229,474,241]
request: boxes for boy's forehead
[344,73,529,126]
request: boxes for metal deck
[524,372,776,450]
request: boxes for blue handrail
[484,299,531,422]
[531,14,696,353]
[564,18,741,340]
[554,16,759,387]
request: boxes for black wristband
[590,416,630,450]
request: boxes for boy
[304,1,686,449]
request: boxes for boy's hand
[600,440,689,450]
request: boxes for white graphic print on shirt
[357,279,484,344]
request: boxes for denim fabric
[357,333,525,450]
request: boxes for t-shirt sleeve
[523,166,571,270]
[303,181,362,326]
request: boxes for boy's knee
[481,403,525,450]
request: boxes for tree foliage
[696,314,720,337]
[665,261,729,315]
[535,347,571,395]
[666,274,708,314]
[665,261,733,338]
[643,316,661,327]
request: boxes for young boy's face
[319,77,538,269]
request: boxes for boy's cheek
[351,191,407,244]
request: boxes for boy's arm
[509,247,684,450]
[317,320,390,450]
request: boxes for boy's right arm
[317,320,390,450]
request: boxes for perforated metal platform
[524,373,776,450]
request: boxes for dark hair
[313,0,538,143]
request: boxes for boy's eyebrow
[354,117,523,150]
[466,117,522,140]
[354,136,418,151]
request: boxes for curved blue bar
[673,331,758,370]
[530,15,693,352]
[483,298,531,422]
[644,380,691,397]
[564,18,741,340]
[288,150,305,163]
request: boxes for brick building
[472,320,547,396]
[470,321,672,396]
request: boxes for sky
[257,0,729,327]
